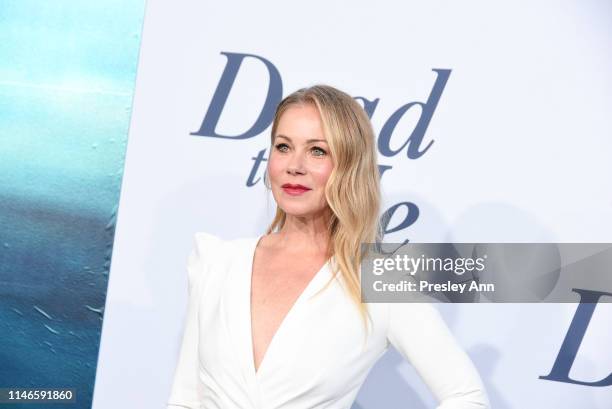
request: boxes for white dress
[167,232,489,409]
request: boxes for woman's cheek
[267,160,283,181]
[313,163,333,186]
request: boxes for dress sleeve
[386,302,490,409]
[167,232,220,409]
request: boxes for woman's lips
[281,185,311,196]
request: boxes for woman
[167,85,489,408]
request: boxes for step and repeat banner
[93,1,611,408]
[94,1,612,409]
[2,1,610,409]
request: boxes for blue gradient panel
[0,2,145,408]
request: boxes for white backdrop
[93,1,612,408]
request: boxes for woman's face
[268,103,333,218]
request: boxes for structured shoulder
[186,232,229,291]
[193,231,225,256]
[188,231,257,279]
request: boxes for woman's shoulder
[186,231,256,289]
[191,231,226,260]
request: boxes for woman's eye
[275,143,289,152]
[312,146,327,156]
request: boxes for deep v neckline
[247,235,329,378]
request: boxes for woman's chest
[196,263,389,385]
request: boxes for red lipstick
[281,183,311,196]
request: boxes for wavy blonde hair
[263,84,383,334]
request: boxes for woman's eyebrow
[275,134,328,144]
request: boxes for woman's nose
[286,151,306,175]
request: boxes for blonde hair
[263,84,383,335]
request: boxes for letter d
[191,52,283,139]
